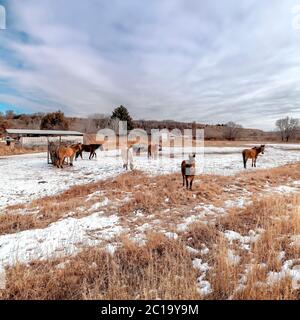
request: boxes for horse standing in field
[75,144,103,160]
[56,143,82,168]
[242,145,265,169]
[181,154,196,190]
[121,146,134,170]
[148,144,159,159]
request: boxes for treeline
[1,107,299,141]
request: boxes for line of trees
[223,121,243,141]
[2,106,300,142]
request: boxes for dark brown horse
[148,144,159,159]
[75,144,103,160]
[147,143,162,158]
[181,154,196,190]
[242,145,265,169]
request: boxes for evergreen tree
[111,105,134,130]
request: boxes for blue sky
[1,0,300,129]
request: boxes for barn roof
[6,129,84,136]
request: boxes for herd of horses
[49,141,266,190]
[49,143,103,168]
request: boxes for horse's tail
[242,150,247,169]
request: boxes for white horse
[121,146,134,170]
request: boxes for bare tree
[86,113,110,132]
[108,117,120,133]
[224,121,242,140]
[275,117,299,142]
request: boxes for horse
[75,144,103,160]
[148,144,159,159]
[242,145,265,169]
[121,146,134,170]
[181,154,196,190]
[56,143,82,168]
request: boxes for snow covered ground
[0,143,299,294]
[0,212,123,266]
[0,143,299,209]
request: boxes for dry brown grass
[0,144,46,156]
[2,162,300,237]
[0,234,199,300]
[1,193,300,300]
[206,194,300,300]
[1,161,300,300]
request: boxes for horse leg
[182,174,185,187]
[61,157,66,168]
[70,155,74,166]
[185,177,189,189]
[255,157,257,167]
[58,157,63,169]
[190,177,194,190]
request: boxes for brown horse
[56,143,82,168]
[181,154,196,190]
[75,144,103,160]
[242,145,265,169]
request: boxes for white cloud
[0,0,300,129]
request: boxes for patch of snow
[224,229,261,249]
[225,198,249,209]
[86,190,103,202]
[267,259,300,290]
[200,246,210,255]
[277,251,286,262]
[192,258,212,296]
[292,235,300,247]
[105,244,118,255]
[134,209,144,217]
[0,212,123,267]
[136,223,151,232]
[88,197,110,211]
[177,215,201,232]
[270,185,298,194]
[1,143,299,209]
[165,232,178,240]
[186,246,200,255]
[193,258,210,272]
[196,277,212,296]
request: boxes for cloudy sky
[0,0,300,129]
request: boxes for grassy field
[0,162,300,300]
[0,143,46,156]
